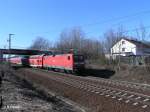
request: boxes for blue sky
[0,0,150,49]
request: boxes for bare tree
[104,26,126,53]
[56,27,85,52]
[136,23,149,41]
[56,27,105,59]
[29,37,51,50]
[81,38,104,59]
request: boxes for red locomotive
[44,53,84,72]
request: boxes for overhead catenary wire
[122,25,150,33]
[19,9,150,36]
[81,9,150,27]
[85,25,150,36]
[80,9,150,36]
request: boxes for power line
[16,9,150,37]
[85,25,150,36]
[81,9,150,27]
[78,9,150,36]
[122,25,150,34]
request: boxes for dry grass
[111,65,150,84]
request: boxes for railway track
[86,76,150,91]
[49,75,150,108]
[32,68,150,95]
[18,68,150,111]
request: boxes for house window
[122,41,125,44]
[122,48,125,52]
[112,49,114,53]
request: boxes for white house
[111,38,150,58]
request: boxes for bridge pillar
[0,51,3,62]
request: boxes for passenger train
[9,52,85,73]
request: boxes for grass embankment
[87,59,150,84]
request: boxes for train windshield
[74,55,84,62]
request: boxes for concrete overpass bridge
[0,48,52,59]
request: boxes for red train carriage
[9,57,22,65]
[9,56,29,66]
[29,54,44,68]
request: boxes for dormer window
[122,41,125,44]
